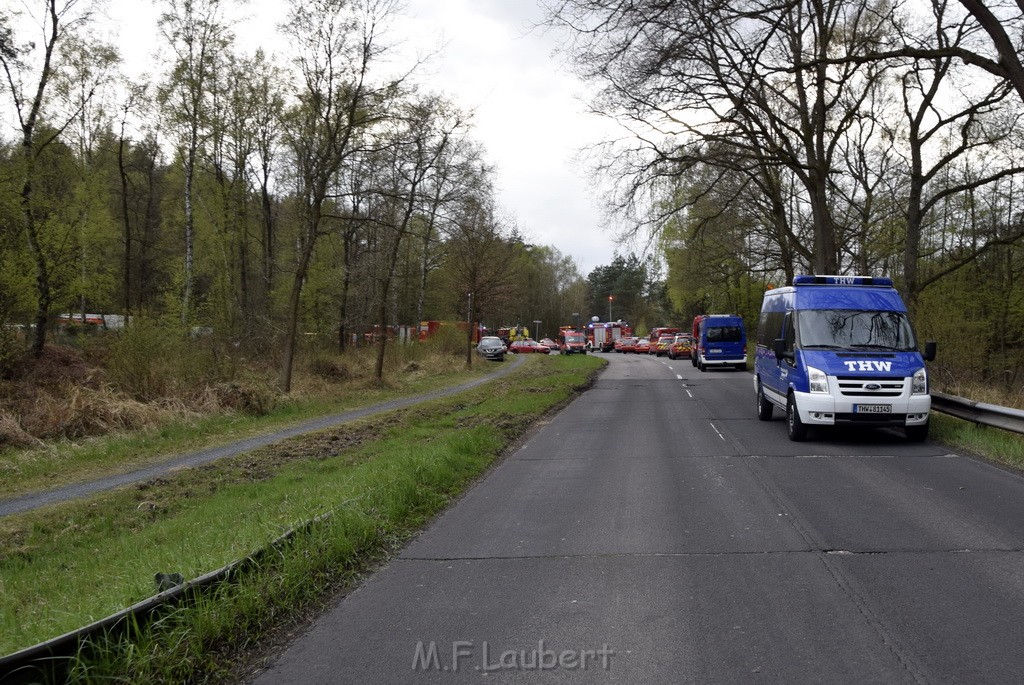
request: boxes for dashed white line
[709,422,726,441]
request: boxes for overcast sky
[106,0,626,276]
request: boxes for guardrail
[930,391,1024,435]
[0,509,336,685]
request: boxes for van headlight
[808,366,829,394]
[912,367,927,395]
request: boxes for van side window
[757,311,771,347]
[758,310,784,347]
[783,312,796,355]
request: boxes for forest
[0,1,618,392]
[4,0,1024,439]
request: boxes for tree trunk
[23,177,51,357]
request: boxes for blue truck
[693,314,747,371]
[754,275,936,442]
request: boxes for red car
[635,339,651,354]
[616,336,639,353]
[654,335,676,356]
[538,338,560,352]
[668,334,693,360]
[510,339,551,354]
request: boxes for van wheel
[787,395,807,441]
[905,421,929,442]
[698,360,706,372]
[756,382,773,421]
[735,362,747,371]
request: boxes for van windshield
[798,310,917,351]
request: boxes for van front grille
[836,376,906,397]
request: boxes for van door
[762,311,794,407]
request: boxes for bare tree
[368,93,467,381]
[444,194,522,368]
[1,0,101,355]
[277,0,403,392]
[545,0,896,274]
[887,3,1024,307]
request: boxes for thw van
[692,315,747,371]
[754,275,936,442]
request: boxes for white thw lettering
[843,360,893,372]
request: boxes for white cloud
[400,0,624,273]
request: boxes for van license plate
[854,404,892,414]
[710,348,722,353]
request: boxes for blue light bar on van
[792,275,894,287]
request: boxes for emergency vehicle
[557,326,588,354]
[648,326,680,342]
[590,321,633,352]
[693,315,747,371]
[754,275,936,442]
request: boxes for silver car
[476,336,506,361]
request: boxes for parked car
[635,339,651,354]
[476,336,507,361]
[668,334,693,360]
[616,336,639,353]
[538,338,560,352]
[510,339,550,354]
[654,335,676,356]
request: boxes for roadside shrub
[0,411,38,448]
[106,317,221,401]
[307,356,352,383]
[204,380,279,416]
[421,325,468,357]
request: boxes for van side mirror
[773,338,788,360]
[923,341,936,362]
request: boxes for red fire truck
[590,321,633,352]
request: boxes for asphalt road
[249,351,1024,684]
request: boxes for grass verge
[0,353,604,683]
[0,352,496,501]
[930,412,1024,471]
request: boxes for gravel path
[0,356,526,517]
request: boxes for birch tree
[0,0,102,355]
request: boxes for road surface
[250,351,1024,683]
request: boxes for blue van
[754,275,936,442]
[695,314,747,371]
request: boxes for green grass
[0,353,604,683]
[0,355,496,500]
[931,412,1024,471]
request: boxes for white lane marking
[686,389,693,398]
[676,374,683,380]
[745,454,959,459]
[709,422,726,441]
